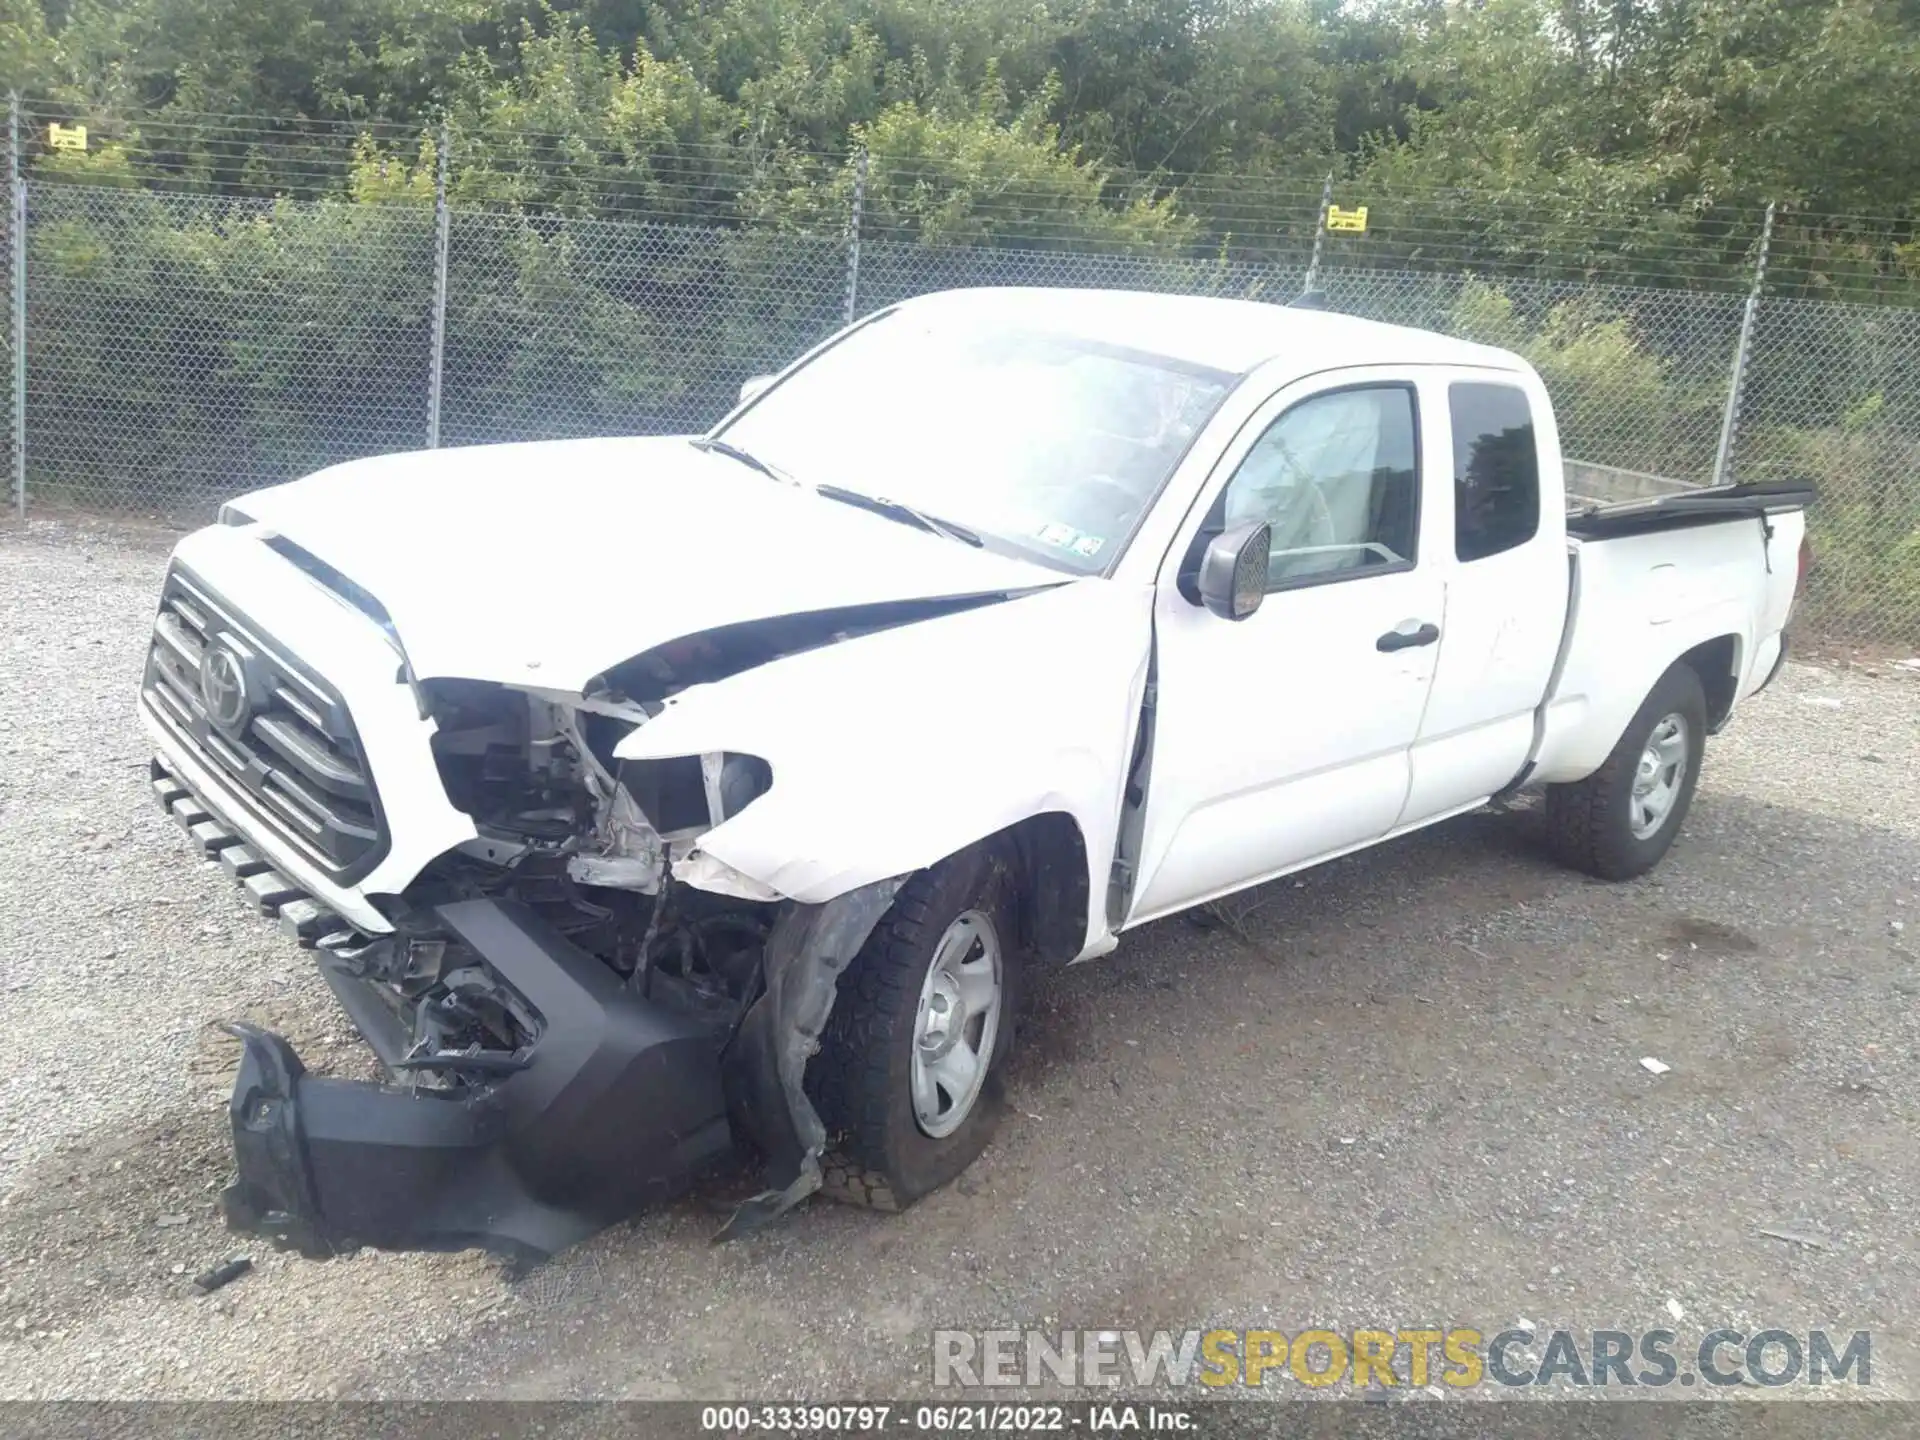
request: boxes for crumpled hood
[231,435,1062,690]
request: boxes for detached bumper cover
[222,898,734,1260]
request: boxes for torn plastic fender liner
[717,875,905,1239]
[221,898,734,1261]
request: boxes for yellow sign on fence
[1326,204,1368,234]
[48,123,89,152]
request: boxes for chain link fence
[1735,296,1920,643]
[3,102,1917,648]
[441,213,849,446]
[3,99,18,519]
[24,185,437,508]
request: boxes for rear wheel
[1546,663,1708,880]
[808,846,1019,1211]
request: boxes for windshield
[716,308,1237,573]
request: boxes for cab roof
[895,286,1526,379]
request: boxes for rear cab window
[1450,382,1540,562]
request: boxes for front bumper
[222,897,735,1261]
[150,757,362,945]
[158,750,734,1259]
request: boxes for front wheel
[807,846,1019,1211]
[1545,663,1708,880]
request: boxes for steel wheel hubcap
[1630,712,1690,839]
[910,910,1003,1138]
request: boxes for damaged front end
[170,636,912,1262]
[221,899,734,1260]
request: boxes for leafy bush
[27,181,434,509]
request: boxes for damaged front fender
[616,579,1153,958]
[672,848,786,903]
[717,876,904,1239]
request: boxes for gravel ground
[0,515,1915,1402]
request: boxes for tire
[1545,662,1708,880]
[808,845,1020,1211]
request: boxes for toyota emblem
[200,642,251,733]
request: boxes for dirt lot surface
[0,516,1915,1402]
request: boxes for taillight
[1798,534,1813,588]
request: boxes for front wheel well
[1678,634,1740,731]
[997,811,1091,966]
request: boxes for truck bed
[1565,458,1816,540]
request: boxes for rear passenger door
[1401,372,1571,822]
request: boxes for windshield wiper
[689,436,790,483]
[812,484,984,548]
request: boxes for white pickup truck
[141,287,1814,1261]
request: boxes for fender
[1527,510,1812,786]
[615,579,1155,960]
[715,877,904,1238]
[1533,596,1751,784]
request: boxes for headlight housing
[619,751,771,837]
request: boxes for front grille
[143,566,388,879]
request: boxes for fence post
[844,147,867,327]
[1712,200,1775,487]
[1302,170,1333,296]
[425,118,450,450]
[9,93,24,518]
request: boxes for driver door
[1126,373,1446,923]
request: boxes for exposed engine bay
[406,672,782,1050]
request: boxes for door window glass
[1221,386,1420,589]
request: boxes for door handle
[1376,621,1441,652]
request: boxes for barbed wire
[15,98,1918,296]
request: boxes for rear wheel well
[999,812,1091,966]
[1678,635,1740,730]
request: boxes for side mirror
[738,373,776,406]
[1196,520,1271,620]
